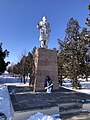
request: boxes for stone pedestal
[33,48,59,92]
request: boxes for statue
[37,16,51,48]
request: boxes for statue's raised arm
[37,16,51,48]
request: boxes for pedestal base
[33,48,59,92]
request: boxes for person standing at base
[44,76,53,93]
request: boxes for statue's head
[42,16,47,22]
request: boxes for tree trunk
[85,74,88,81]
[72,74,78,89]
[23,76,26,84]
[59,75,63,86]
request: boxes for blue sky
[0,0,89,64]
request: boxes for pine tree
[0,43,10,74]
[78,28,90,81]
[58,17,90,88]
[9,51,34,84]
[58,18,81,88]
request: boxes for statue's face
[42,16,47,22]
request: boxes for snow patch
[27,112,61,120]
[0,85,14,120]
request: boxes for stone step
[59,102,82,114]
[59,102,82,111]
[61,111,89,120]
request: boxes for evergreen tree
[58,18,81,88]
[79,28,90,80]
[58,18,90,88]
[0,43,10,74]
[9,51,34,84]
[57,48,66,86]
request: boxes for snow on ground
[0,73,29,87]
[62,77,90,94]
[0,73,90,120]
[1,73,90,95]
[0,85,14,120]
[27,112,61,120]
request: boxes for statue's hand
[37,21,43,29]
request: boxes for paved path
[8,86,90,120]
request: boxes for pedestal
[33,48,59,92]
